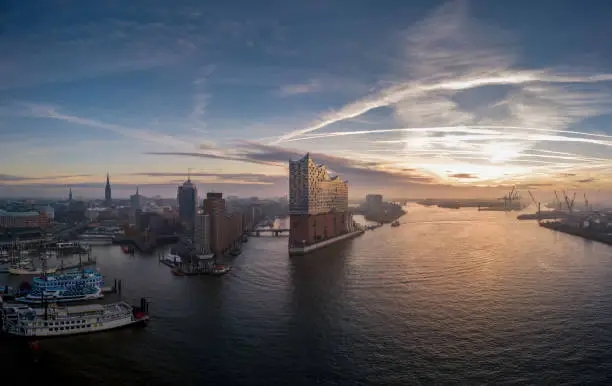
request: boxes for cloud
[130,171,285,184]
[448,173,478,179]
[20,104,193,149]
[0,174,91,182]
[278,80,322,96]
[265,0,612,190]
[147,141,435,187]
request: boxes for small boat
[391,220,400,227]
[9,266,58,275]
[15,285,103,304]
[210,265,231,276]
[0,298,150,339]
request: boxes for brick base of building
[289,212,350,247]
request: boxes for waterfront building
[203,192,226,255]
[194,212,211,254]
[203,192,244,255]
[289,153,353,248]
[0,209,50,229]
[177,178,197,230]
[105,173,112,203]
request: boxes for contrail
[279,125,612,143]
[272,72,612,144]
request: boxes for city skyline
[3,1,612,200]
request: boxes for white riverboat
[0,299,149,339]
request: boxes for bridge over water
[247,228,290,237]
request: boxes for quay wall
[539,222,612,246]
[288,230,364,256]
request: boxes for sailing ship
[0,298,150,339]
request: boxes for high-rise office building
[289,153,352,247]
[194,211,211,254]
[203,192,225,254]
[130,187,142,210]
[203,192,244,255]
[177,177,197,229]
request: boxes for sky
[2,0,612,201]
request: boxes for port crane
[527,190,541,219]
[553,191,563,211]
[562,191,576,213]
[584,193,592,212]
[503,186,521,211]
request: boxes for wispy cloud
[0,174,92,182]
[147,141,435,188]
[19,103,193,149]
[448,173,478,179]
[278,80,322,96]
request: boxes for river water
[3,204,612,385]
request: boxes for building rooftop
[0,209,41,217]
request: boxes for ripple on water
[7,208,612,384]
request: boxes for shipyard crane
[554,190,563,211]
[563,191,576,213]
[528,190,541,219]
[584,193,591,212]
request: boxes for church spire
[105,172,112,203]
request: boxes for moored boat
[9,266,57,275]
[0,298,150,339]
[15,285,103,304]
[211,265,231,276]
[32,269,103,290]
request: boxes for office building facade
[177,178,197,229]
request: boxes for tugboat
[391,220,400,227]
